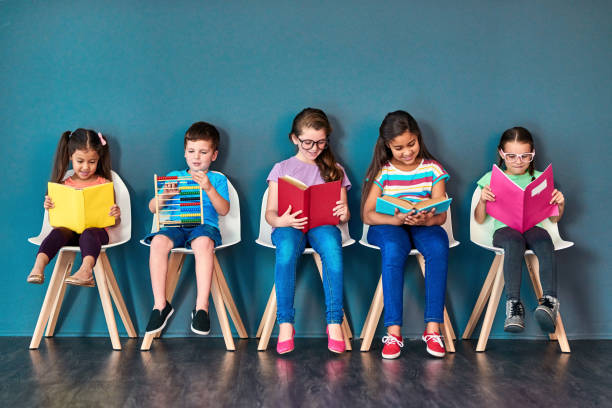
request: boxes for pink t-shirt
[63,175,110,188]
[267,156,351,190]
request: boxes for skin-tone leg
[28,253,49,280]
[426,322,440,333]
[328,323,343,340]
[69,255,95,281]
[191,236,214,312]
[279,322,294,342]
[150,235,173,310]
[387,324,401,337]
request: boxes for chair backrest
[148,172,241,250]
[359,195,459,251]
[28,170,131,247]
[255,187,355,249]
[469,186,573,251]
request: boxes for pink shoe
[326,326,346,354]
[276,328,295,355]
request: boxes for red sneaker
[381,333,404,359]
[422,331,445,357]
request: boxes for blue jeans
[368,224,449,326]
[271,225,344,324]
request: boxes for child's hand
[279,205,308,229]
[479,185,495,203]
[404,209,435,226]
[333,200,348,222]
[550,189,565,206]
[44,195,54,209]
[192,171,212,192]
[162,182,179,196]
[109,204,121,218]
[392,208,407,225]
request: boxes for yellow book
[48,182,115,233]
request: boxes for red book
[486,164,559,233]
[277,176,342,232]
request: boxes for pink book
[486,164,559,233]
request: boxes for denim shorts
[143,224,222,248]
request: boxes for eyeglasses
[499,150,535,162]
[298,138,328,150]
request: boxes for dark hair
[497,126,536,180]
[184,121,220,150]
[361,111,436,212]
[50,128,112,183]
[290,108,344,182]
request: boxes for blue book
[376,196,452,216]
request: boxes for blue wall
[1,1,610,339]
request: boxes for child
[143,122,229,336]
[27,129,121,287]
[265,108,351,354]
[361,111,450,359]
[474,126,565,333]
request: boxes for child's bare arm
[474,185,494,224]
[192,172,229,216]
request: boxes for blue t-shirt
[161,169,229,229]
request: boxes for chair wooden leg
[141,252,185,351]
[524,254,570,353]
[44,252,76,337]
[257,288,276,338]
[312,253,352,350]
[30,251,74,349]
[462,255,502,339]
[100,253,137,338]
[476,256,505,352]
[258,286,277,351]
[342,315,353,339]
[213,255,248,338]
[360,276,384,352]
[416,253,456,351]
[210,268,235,351]
[93,259,121,350]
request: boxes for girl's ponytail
[50,131,72,183]
[360,137,389,215]
[96,132,113,181]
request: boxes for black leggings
[38,227,109,263]
[493,226,557,301]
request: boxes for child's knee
[150,234,173,253]
[190,236,214,254]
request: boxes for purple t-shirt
[267,156,351,190]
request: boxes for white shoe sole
[145,308,174,335]
[382,351,401,359]
[191,311,211,335]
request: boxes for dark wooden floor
[2,337,611,407]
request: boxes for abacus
[154,175,204,230]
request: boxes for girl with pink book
[474,127,565,334]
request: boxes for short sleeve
[431,161,449,185]
[476,172,492,189]
[213,173,229,201]
[337,163,352,191]
[373,169,386,190]
[266,162,283,184]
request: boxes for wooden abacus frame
[154,175,204,230]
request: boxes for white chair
[139,174,247,351]
[358,203,459,352]
[462,187,573,352]
[28,170,137,350]
[254,188,355,351]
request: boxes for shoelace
[510,301,524,317]
[423,333,444,348]
[382,335,404,348]
[539,297,554,309]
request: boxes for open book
[278,176,341,232]
[48,182,115,233]
[376,195,452,216]
[486,164,559,233]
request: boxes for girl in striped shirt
[361,111,450,359]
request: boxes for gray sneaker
[504,299,525,332]
[534,295,559,333]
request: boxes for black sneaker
[534,295,559,333]
[191,309,210,335]
[145,302,174,334]
[504,299,525,333]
